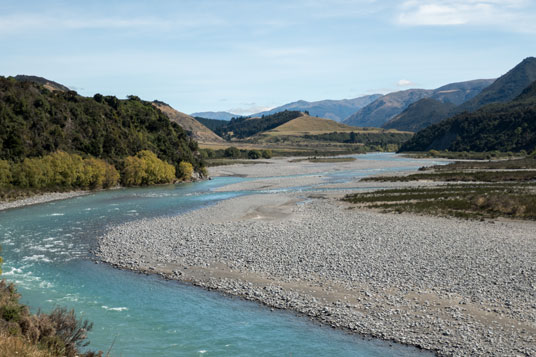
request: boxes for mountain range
[399,78,536,153]
[190,111,239,120]
[252,94,382,122]
[384,57,536,132]
[343,79,494,128]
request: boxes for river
[0,153,440,356]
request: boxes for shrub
[178,161,194,180]
[122,150,175,186]
[261,150,273,159]
[224,146,240,158]
[247,150,261,159]
[0,160,11,188]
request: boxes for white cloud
[397,0,536,32]
[397,79,414,87]
[228,103,274,115]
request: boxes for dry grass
[0,333,54,357]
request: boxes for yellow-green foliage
[9,151,119,190]
[122,150,176,186]
[178,161,194,181]
[0,160,11,188]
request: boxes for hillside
[0,77,203,173]
[266,114,360,135]
[344,79,495,128]
[152,101,224,143]
[430,79,495,105]
[457,57,536,112]
[399,80,536,153]
[190,111,238,120]
[213,110,302,139]
[343,89,432,127]
[195,117,229,132]
[14,75,70,92]
[382,98,457,132]
[253,94,382,122]
[257,114,412,150]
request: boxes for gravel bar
[0,191,90,212]
[97,193,536,356]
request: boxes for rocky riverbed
[97,191,536,356]
[0,191,90,212]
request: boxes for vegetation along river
[0,153,443,356]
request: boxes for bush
[0,280,100,357]
[178,161,194,180]
[247,150,261,159]
[224,146,241,158]
[8,151,119,190]
[122,150,175,186]
[0,160,11,188]
[261,149,273,159]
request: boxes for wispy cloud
[397,79,414,87]
[397,0,536,33]
[228,103,273,115]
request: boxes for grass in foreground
[0,280,101,357]
[343,184,536,220]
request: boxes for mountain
[253,94,382,122]
[194,117,228,133]
[430,79,495,105]
[457,57,536,113]
[399,80,536,153]
[153,101,224,143]
[0,77,203,173]
[344,79,495,128]
[343,89,432,127]
[267,114,360,135]
[382,98,457,132]
[214,110,302,139]
[14,75,70,92]
[190,111,239,120]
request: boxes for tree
[248,150,261,159]
[178,161,193,180]
[261,149,273,159]
[224,146,241,158]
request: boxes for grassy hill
[265,114,360,135]
[399,80,536,153]
[211,110,303,139]
[152,101,224,143]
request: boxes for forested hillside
[0,77,203,174]
[399,81,536,153]
[213,110,303,139]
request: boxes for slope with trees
[0,77,203,175]
[399,80,536,153]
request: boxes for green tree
[0,160,11,187]
[248,150,261,159]
[178,161,194,180]
[224,146,240,158]
[261,149,273,159]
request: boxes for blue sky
[1,0,535,114]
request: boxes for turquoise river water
[0,153,442,356]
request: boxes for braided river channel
[0,153,442,356]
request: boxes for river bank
[0,190,90,212]
[96,155,536,356]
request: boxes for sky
[1,0,535,115]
